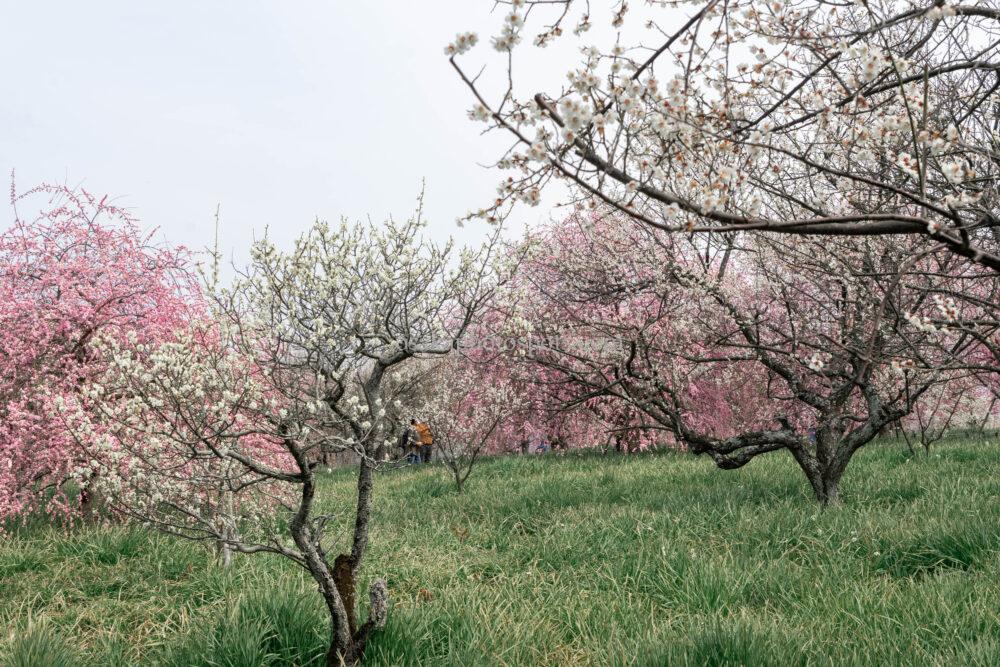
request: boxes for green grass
[2,435,1000,666]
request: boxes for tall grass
[2,435,999,665]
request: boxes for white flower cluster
[568,68,601,94]
[904,311,938,334]
[614,78,646,115]
[521,187,542,207]
[493,7,524,52]
[558,97,593,142]
[890,358,917,375]
[468,103,491,123]
[444,32,478,56]
[845,44,888,84]
[526,138,548,162]
[925,4,957,21]
[896,153,919,180]
[940,160,965,184]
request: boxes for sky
[0,1,581,265]
[1,1,684,268]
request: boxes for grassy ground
[2,435,1000,666]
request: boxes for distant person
[519,439,529,455]
[397,426,416,463]
[412,418,434,463]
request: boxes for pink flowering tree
[897,376,992,454]
[0,183,198,524]
[499,212,964,504]
[460,292,622,454]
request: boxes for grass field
[2,435,1000,666]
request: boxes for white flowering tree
[448,1,1000,272]
[420,356,525,493]
[65,203,504,666]
[59,324,297,566]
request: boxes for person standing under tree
[411,418,434,463]
[397,424,416,463]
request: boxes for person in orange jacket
[410,418,434,463]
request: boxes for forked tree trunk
[796,443,851,507]
[323,576,388,666]
[314,458,388,666]
[788,436,852,507]
[815,470,843,506]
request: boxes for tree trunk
[322,457,381,664]
[287,467,354,665]
[789,441,848,507]
[814,455,849,507]
[324,578,388,666]
[216,540,233,568]
[215,489,236,568]
[816,473,842,506]
[322,589,355,667]
[333,555,358,637]
[80,483,103,521]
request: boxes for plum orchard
[486,212,984,504]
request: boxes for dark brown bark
[333,555,358,638]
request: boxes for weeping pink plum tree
[0,183,198,524]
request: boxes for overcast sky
[0,1,573,264]
[1,2,681,266]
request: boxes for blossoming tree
[0,183,197,524]
[503,212,966,504]
[59,322,294,566]
[70,203,504,665]
[419,355,525,492]
[447,0,1000,485]
[449,0,1000,272]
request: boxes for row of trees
[488,213,998,503]
[3,177,996,662]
